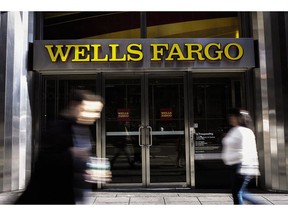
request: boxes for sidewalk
[1,189,288,205]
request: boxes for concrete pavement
[1,189,288,205]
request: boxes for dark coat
[15,120,77,204]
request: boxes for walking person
[15,89,104,204]
[222,108,262,205]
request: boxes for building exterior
[1,11,288,192]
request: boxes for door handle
[139,125,152,147]
[147,126,152,147]
[138,125,145,147]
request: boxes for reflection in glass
[149,77,186,183]
[193,76,246,188]
[105,78,142,183]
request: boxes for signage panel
[194,132,220,154]
[33,38,255,70]
[117,108,130,121]
[160,108,173,120]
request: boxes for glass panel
[147,12,239,38]
[43,12,141,39]
[193,76,245,188]
[42,12,239,39]
[105,78,142,183]
[149,77,186,183]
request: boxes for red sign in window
[160,108,172,120]
[117,108,130,121]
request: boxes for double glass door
[105,74,187,187]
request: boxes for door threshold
[100,187,192,193]
[97,187,232,194]
[99,183,191,193]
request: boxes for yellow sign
[44,42,244,63]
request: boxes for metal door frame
[142,74,149,187]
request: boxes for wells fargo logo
[160,108,173,120]
[117,108,130,121]
[44,42,244,63]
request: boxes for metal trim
[106,131,184,136]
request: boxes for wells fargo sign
[44,43,243,62]
[160,108,173,121]
[117,108,130,121]
[33,38,255,70]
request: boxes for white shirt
[222,126,259,174]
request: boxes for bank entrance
[40,71,248,189]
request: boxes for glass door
[105,74,187,187]
[105,76,142,184]
[147,76,186,185]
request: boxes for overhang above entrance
[33,38,255,71]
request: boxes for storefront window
[42,12,239,39]
[146,12,239,38]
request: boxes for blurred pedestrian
[222,108,262,205]
[15,89,103,204]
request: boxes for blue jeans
[230,164,262,205]
[238,176,262,204]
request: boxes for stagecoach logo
[44,42,244,63]
[33,39,255,70]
